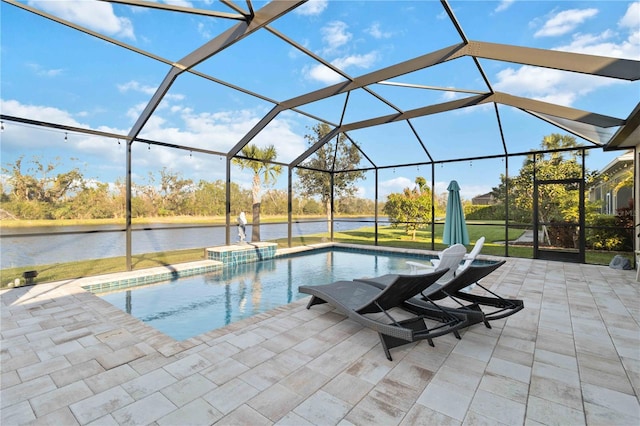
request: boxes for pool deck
[2,251,639,425]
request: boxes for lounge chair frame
[300,269,477,361]
[360,260,523,329]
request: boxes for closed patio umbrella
[443,180,470,246]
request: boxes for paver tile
[95,345,147,370]
[160,373,217,408]
[293,390,351,425]
[346,394,406,426]
[526,394,585,425]
[156,398,223,426]
[582,382,640,418]
[0,375,57,409]
[416,380,474,421]
[468,389,526,425]
[162,353,211,380]
[16,355,71,382]
[84,364,140,394]
[50,359,105,387]
[30,380,93,417]
[1,400,36,425]
[69,385,134,424]
[111,392,176,426]
[248,383,304,422]
[400,404,460,426]
[217,403,271,426]
[203,378,261,414]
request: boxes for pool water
[98,248,436,340]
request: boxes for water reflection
[97,248,434,341]
[1,219,381,268]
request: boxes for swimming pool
[96,248,438,340]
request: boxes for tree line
[2,131,632,250]
[0,156,376,221]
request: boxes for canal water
[0,218,383,269]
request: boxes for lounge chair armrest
[406,260,435,274]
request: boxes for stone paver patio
[1,254,639,425]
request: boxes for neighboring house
[588,150,635,215]
[472,192,496,206]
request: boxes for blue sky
[1,0,638,202]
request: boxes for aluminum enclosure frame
[2,0,638,269]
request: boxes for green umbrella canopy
[443,180,470,246]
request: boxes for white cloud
[0,98,305,185]
[1,99,85,129]
[162,0,194,7]
[332,52,378,70]
[494,0,515,13]
[26,63,63,77]
[305,63,344,84]
[28,0,135,40]
[534,8,598,37]
[441,89,465,102]
[379,176,414,199]
[197,22,212,39]
[495,5,640,106]
[378,177,489,202]
[0,99,127,166]
[494,65,607,106]
[295,0,328,16]
[619,2,640,29]
[366,22,392,39]
[138,104,306,164]
[117,81,157,95]
[305,51,378,84]
[555,30,640,60]
[321,21,352,53]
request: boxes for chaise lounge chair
[406,243,467,283]
[408,237,485,277]
[358,260,524,329]
[299,268,477,361]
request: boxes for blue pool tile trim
[84,244,278,294]
[274,245,440,262]
[83,263,223,294]
[206,243,277,265]
[84,243,496,294]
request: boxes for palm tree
[233,144,282,241]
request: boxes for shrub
[586,214,633,251]
[464,204,505,220]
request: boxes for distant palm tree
[233,144,282,241]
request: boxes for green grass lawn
[1,222,633,288]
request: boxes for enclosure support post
[330,173,335,241]
[431,163,436,251]
[580,148,586,263]
[225,157,231,246]
[532,155,539,255]
[375,168,379,246]
[288,167,292,248]
[125,140,132,271]
[504,155,509,257]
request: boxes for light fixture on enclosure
[64,132,68,142]
[1,121,4,131]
